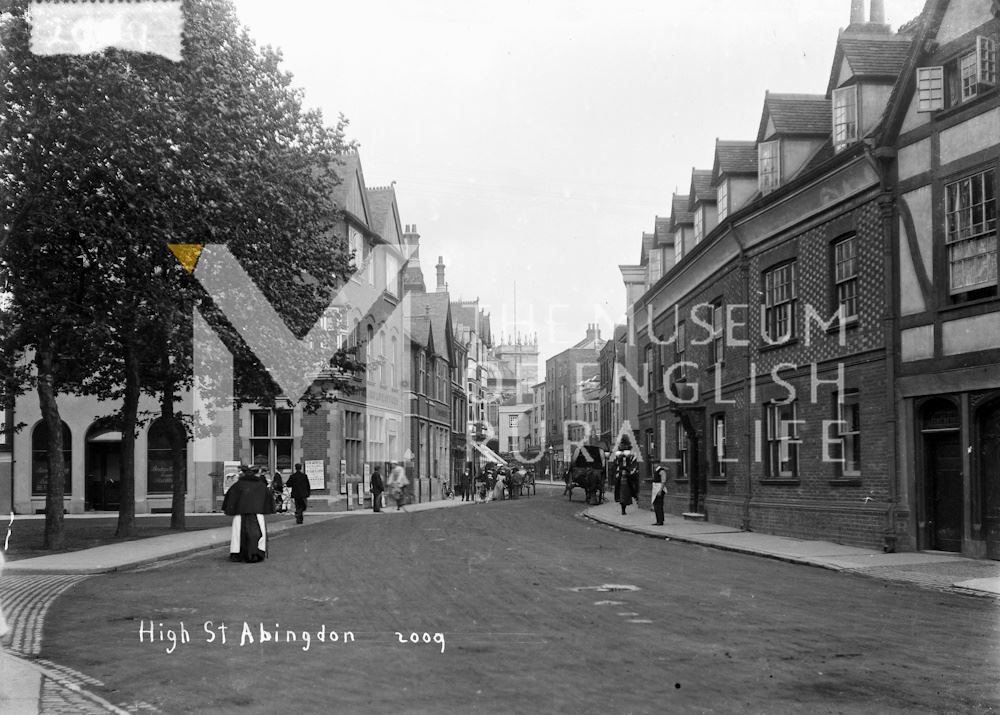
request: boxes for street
[33,491,1000,714]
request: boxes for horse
[564,466,606,505]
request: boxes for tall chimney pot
[869,0,886,24]
[850,0,864,25]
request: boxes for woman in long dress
[223,466,275,563]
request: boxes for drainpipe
[730,226,753,532]
[871,144,899,552]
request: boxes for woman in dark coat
[614,448,639,516]
[370,467,384,512]
[223,466,275,563]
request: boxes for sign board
[363,463,370,494]
[222,461,241,494]
[339,459,347,494]
[304,460,325,491]
[29,0,185,61]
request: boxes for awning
[473,442,507,466]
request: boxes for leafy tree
[0,0,362,543]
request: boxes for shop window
[147,418,186,494]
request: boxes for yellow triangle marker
[168,244,204,274]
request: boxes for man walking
[370,466,385,513]
[286,463,311,524]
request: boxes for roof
[713,140,758,180]
[688,169,716,209]
[826,33,914,95]
[365,185,401,246]
[329,151,371,228]
[670,193,693,229]
[409,314,431,348]
[411,291,452,357]
[653,216,673,246]
[757,93,831,141]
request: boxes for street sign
[29,1,184,61]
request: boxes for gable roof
[688,169,716,210]
[757,93,831,141]
[411,291,453,359]
[654,216,673,246]
[669,193,693,230]
[330,151,371,228]
[826,32,914,95]
[366,185,403,247]
[713,140,758,181]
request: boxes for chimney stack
[849,0,864,25]
[436,256,446,292]
[869,0,886,25]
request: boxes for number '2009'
[396,631,445,653]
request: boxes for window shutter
[977,36,997,87]
[916,66,944,112]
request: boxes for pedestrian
[271,471,285,513]
[286,463,311,524]
[614,445,639,516]
[461,469,472,501]
[651,465,666,526]
[223,465,276,563]
[387,461,409,510]
[370,466,384,513]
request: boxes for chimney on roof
[869,0,885,24]
[849,0,864,25]
[585,323,600,343]
[436,256,446,292]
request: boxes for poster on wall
[304,460,325,491]
[222,461,241,494]
[339,459,347,494]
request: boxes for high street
[6,489,996,714]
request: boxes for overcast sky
[233,0,926,377]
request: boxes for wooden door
[926,432,963,552]
[980,403,1000,560]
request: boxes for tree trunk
[36,340,65,550]
[116,340,140,538]
[162,361,186,530]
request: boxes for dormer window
[919,36,997,112]
[717,180,729,221]
[832,85,858,151]
[694,209,704,244]
[758,140,780,194]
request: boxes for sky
[232,0,927,377]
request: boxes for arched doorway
[147,418,186,495]
[920,398,962,552]
[978,399,1000,560]
[31,421,72,496]
[86,422,122,511]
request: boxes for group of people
[368,462,409,512]
[613,443,668,526]
[222,463,311,563]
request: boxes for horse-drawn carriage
[563,446,606,505]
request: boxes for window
[250,409,293,473]
[764,262,797,343]
[758,140,780,194]
[367,414,385,466]
[717,180,729,221]
[366,325,375,383]
[389,336,398,387]
[378,332,386,386]
[916,65,945,112]
[417,351,426,395]
[833,236,858,321]
[344,410,363,477]
[694,208,704,244]
[675,321,686,380]
[31,421,72,495]
[765,401,799,479]
[711,413,726,478]
[508,414,519,429]
[709,301,724,364]
[945,169,997,298]
[832,85,858,151]
[676,422,689,479]
[938,37,998,109]
[348,228,364,279]
[385,253,400,298]
[147,418,186,494]
[644,345,653,390]
[832,391,861,477]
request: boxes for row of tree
[0,0,362,547]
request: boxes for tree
[0,0,361,543]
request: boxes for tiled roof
[365,185,397,242]
[409,314,431,348]
[689,169,716,208]
[329,151,371,228]
[654,216,673,246]
[758,93,831,140]
[412,292,451,355]
[670,193,693,228]
[827,33,914,95]
[713,140,758,179]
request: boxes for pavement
[1,485,998,713]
